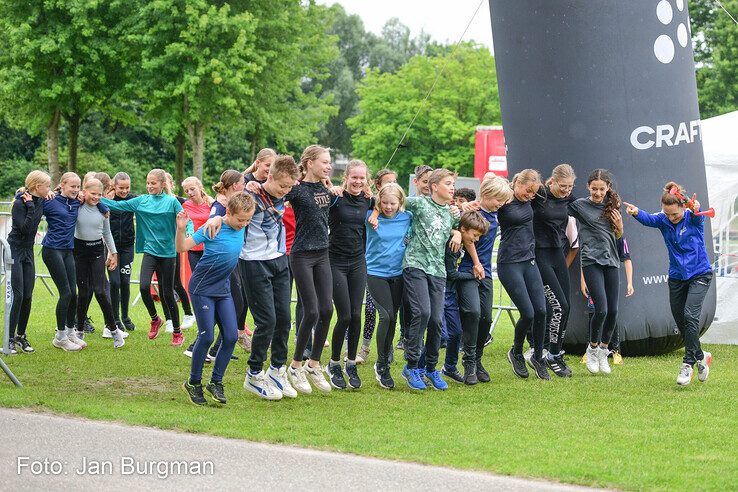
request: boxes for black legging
[9,247,35,338]
[139,253,179,329]
[172,253,193,316]
[583,264,619,345]
[498,260,546,358]
[366,275,403,367]
[74,239,116,331]
[535,247,571,355]
[290,249,333,362]
[42,246,77,331]
[330,254,367,361]
[109,244,134,322]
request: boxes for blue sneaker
[425,370,448,391]
[402,365,426,390]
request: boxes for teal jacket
[102,194,182,258]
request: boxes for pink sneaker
[172,331,184,347]
[148,316,162,340]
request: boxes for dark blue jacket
[458,208,498,278]
[42,194,109,250]
[8,193,44,253]
[634,208,711,281]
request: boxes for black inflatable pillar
[488,0,716,355]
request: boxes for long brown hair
[661,181,685,207]
[212,170,243,195]
[588,169,621,230]
[299,145,330,179]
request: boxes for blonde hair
[244,148,277,174]
[270,155,299,180]
[341,159,371,189]
[299,145,330,178]
[113,172,130,185]
[226,192,255,215]
[213,170,243,195]
[375,182,406,212]
[547,163,576,186]
[59,172,80,190]
[182,176,209,202]
[479,174,513,202]
[428,169,457,189]
[511,169,542,189]
[18,170,51,195]
[147,169,168,194]
[84,178,103,192]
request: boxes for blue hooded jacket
[42,194,109,250]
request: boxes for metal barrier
[0,235,23,386]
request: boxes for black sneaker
[395,338,405,351]
[442,366,465,384]
[374,363,394,389]
[326,363,347,389]
[344,363,362,389]
[6,339,17,355]
[83,316,95,334]
[476,360,491,383]
[463,361,478,385]
[122,318,136,331]
[115,320,126,332]
[205,381,227,404]
[183,380,207,405]
[484,332,492,347]
[530,356,551,380]
[546,353,572,377]
[508,347,529,378]
[14,335,34,353]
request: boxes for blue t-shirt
[188,223,245,298]
[459,208,498,277]
[365,211,412,278]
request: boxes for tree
[349,43,501,180]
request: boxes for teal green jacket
[102,194,182,258]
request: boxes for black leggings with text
[535,247,571,355]
[497,259,546,359]
[74,239,116,331]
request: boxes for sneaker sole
[182,383,207,406]
[698,353,712,382]
[401,372,426,391]
[507,351,529,379]
[52,340,82,352]
[243,381,283,401]
[442,372,465,384]
[206,390,226,404]
[269,379,298,399]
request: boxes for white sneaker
[165,320,174,333]
[677,363,693,386]
[244,370,283,400]
[586,345,599,374]
[288,365,312,395]
[697,352,711,382]
[597,347,611,374]
[305,363,331,393]
[52,335,82,352]
[67,329,88,349]
[181,314,196,329]
[112,329,126,349]
[267,365,298,398]
[356,344,370,364]
[523,348,534,368]
[103,326,128,339]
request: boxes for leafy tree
[349,43,500,180]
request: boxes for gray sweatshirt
[75,203,117,254]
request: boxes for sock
[248,369,260,376]
[362,338,371,348]
[173,328,181,333]
[346,360,356,367]
[151,314,158,321]
[329,360,340,368]
[56,330,67,341]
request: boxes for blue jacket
[42,195,109,250]
[634,209,711,281]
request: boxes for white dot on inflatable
[657,0,674,24]
[676,0,684,11]
[654,35,675,63]
[677,23,689,47]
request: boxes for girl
[412,165,433,197]
[74,179,124,348]
[326,160,373,390]
[244,148,277,184]
[43,172,109,351]
[531,164,576,377]
[102,169,185,346]
[178,193,255,405]
[181,176,212,271]
[624,183,712,385]
[164,173,195,332]
[108,172,137,332]
[365,183,412,389]
[6,171,51,354]
[568,169,623,375]
[498,169,550,380]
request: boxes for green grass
[1,266,737,491]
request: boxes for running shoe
[676,363,693,386]
[585,345,599,374]
[326,362,347,390]
[183,380,207,406]
[115,320,126,333]
[442,366,465,384]
[395,338,405,351]
[425,370,448,391]
[112,329,126,349]
[344,363,362,389]
[597,347,611,374]
[14,335,34,353]
[148,316,162,340]
[401,365,426,390]
[287,365,312,395]
[5,339,17,355]
[374,363,394,389]
[165,319,174,333]
[476,361,491,383]
[244,370,283,400]
[507,347,529,378]
[206,381,227,404]
[463,361,478,385]
[83,316,95,334]
[356,344,370,364]
[266,365,297,398]
[305,363,331,392]
[697,352,712,382]
[546,352,572,377]
[181,314,196,329]
[524,348,534,369]
[68,329,88,349]
[103,326,128,339]
[52,334,82,352]
[529,356,551,380]
[122,318,136,331]
[171,332,184,347]
[484,332,492,347]
[612,350,624,365]
[581,353,588,364]
[237,332,252,352]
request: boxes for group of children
[4,146,715,406]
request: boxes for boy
[454,188,476,207]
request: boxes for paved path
[0,408,592,491]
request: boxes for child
[108,172,137,332]
[178,193,255,405]
[243,148,277,184]
[454,188,476,207]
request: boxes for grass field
[1,255,737,491]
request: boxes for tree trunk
[67,111,81,173]
[187,121,205,180]
[174,132,186,194]
[47,109,61,186]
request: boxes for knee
[319,306,334,323]
[302,305,319,325]
[222,328,238,346]
[198,331,215,348]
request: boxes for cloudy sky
[316,0,495,53]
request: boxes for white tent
[701,110,738,345]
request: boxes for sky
[316,0,495,53]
